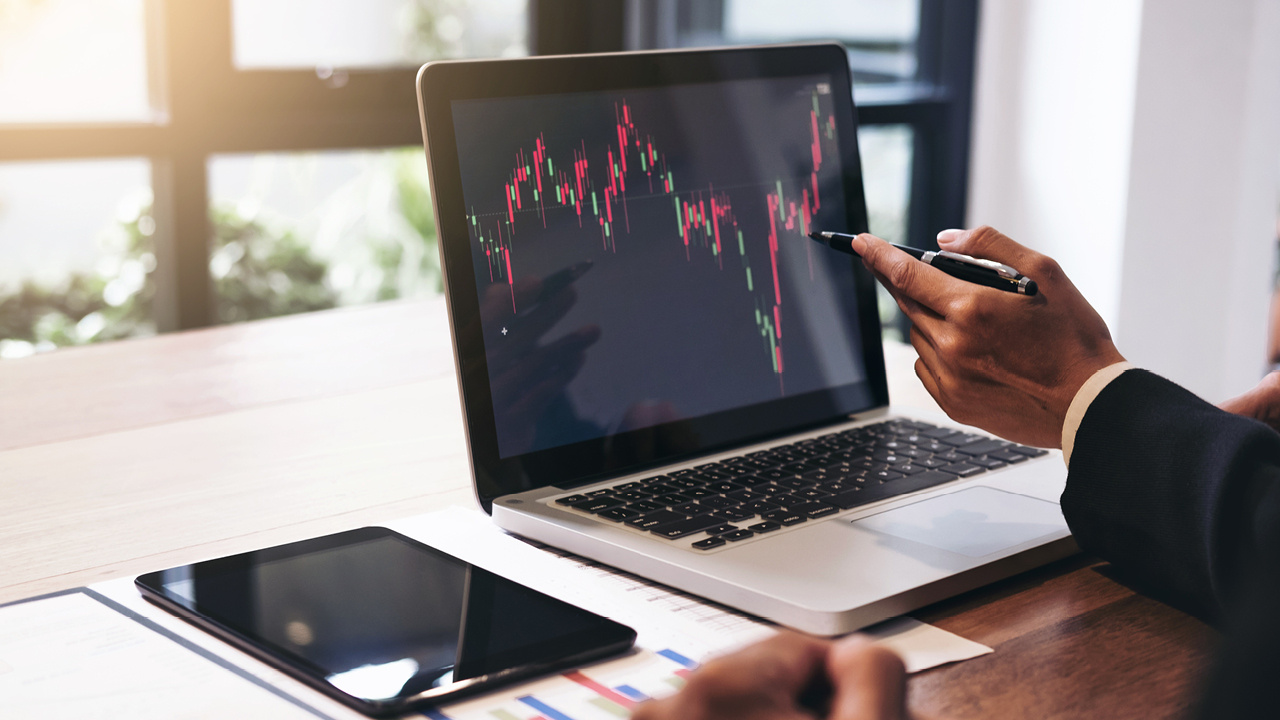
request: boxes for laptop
[415,43,1075,636]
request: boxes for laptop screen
[422,46,887,503]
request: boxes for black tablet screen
[451,75,871,460]
[137,528,634,710]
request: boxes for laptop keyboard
[553,419,1048,550]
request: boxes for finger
[861,263,947,335]
[850,234,961,315]
[636,633,829,720]
[936,225,1043,272]
[914,357,944,408]
[695,633,830,699]
[827,636,908,720]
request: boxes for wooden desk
[0,299,1215,718]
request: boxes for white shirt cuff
[1061,361,1135,468]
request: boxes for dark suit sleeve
[1061,369,1280,716]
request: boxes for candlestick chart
[462,82,842,396]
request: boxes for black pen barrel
[928,256,1024,294]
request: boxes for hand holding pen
[844,227,1125,449]
[809,230,1038,296]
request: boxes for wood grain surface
[0,299,1214,718]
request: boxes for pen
[808,231,1038,296]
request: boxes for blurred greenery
[0,148,440,357]
[0,195,156,358]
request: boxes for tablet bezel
[135,527,637,717]
[417,43,889,511]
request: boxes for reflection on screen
[167,536,619,703]
[452,76,868,459]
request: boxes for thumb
[936,225,1042,271]
[827,636,909,720]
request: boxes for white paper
[83,507,991,720]
[0,591,330,720]
[387,507,992,670]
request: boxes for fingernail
[937,228,963,243]
[850,233,870,253]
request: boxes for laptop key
[720,465,753,477]
[768,494,804,508]
[706,481,747,493]
[787,501,837,517]
[651,515,723,539]
[955,439,1012,457]
[742,500,782,513]
[1011,445,1048,457]
[940,433,987,447]
[757,484,790,496]
[761,510,807,526]
[757,469,792,481]
[704,524,740,535]
[586,489,615,497]
[967,457,1007,469]
[683,487,718,499]
[699,496,741,510]
[712,508,754,522]
[573,497,625,512]
[987,449,1028,464]
[747,521,782,533]
[916,457,949,469]
[941,463,986,478]
[692,536,726,550]
[921,427,962,439]
[628,499,666,513]
[652,493,696,506]
[727,489,765,502]
[614,481,644,491]
[666,478,704,489]
[935,450,967,463]
[777,477,813,489]
[890,463,927,475]
[626,509,689,529]
[870,470,904,482]
[613,490,648,502]
[738,475,776,487]
[797,488,832,500]
[825,470,960,510]
[721,529,755,542]
[556,494,588,505]
[597,507,642,522]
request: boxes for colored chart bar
[656,648,699,670]
[588,697,628,718]
[518,696,577,720]
[563,671,637,709]
[614,684,650,702]
[424,709,454,720]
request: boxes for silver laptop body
[417,44,1074,637]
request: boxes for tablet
[135,527,636,716]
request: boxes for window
[0,0,974,353]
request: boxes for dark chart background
[452,75,868,459]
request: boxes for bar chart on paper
[421,648,699,720]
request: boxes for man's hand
[1220,372,1280,433]
[631,633,911,720]
[852,227,1125,447]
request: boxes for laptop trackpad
[851,486,1065,558]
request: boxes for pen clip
[934,251,1023,280]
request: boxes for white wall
[968,0,1280,402]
